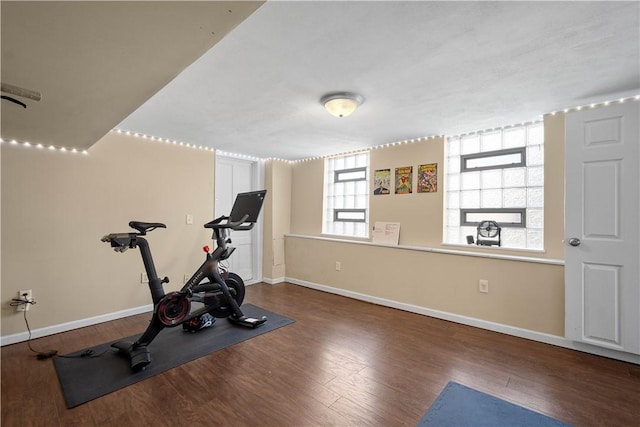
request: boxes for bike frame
[133,226,242,347]
[103,190,267,371]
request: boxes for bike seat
[129,221,166,235]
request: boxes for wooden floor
[2,282,639,426]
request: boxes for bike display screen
[229,190,267,224]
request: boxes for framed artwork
[418,163,438,193]
[374,169,391,195]
[395,166,412,194]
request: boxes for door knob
[568,237,581,247]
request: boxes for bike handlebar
[101,221,166,252]
[101,232,138,252]
[203,214,253,230]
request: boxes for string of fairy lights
[2,94,638,161]
[0,137,89,154]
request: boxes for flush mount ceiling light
[320,92,364,118]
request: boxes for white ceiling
[3,2,639,161]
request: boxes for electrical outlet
[186,214,194,225]
[184,274,190,284]
[479,279,489,294]
[335,261,341,271]
[141,273,149,283]
[16,289,32,312]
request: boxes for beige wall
[287,115,566,336]
[1,132,215,336]
[290,159,323,235]
[1,114,566,340]
[262,160,292,280]
[543,113,566,260]
[370,138,445,247]
[285,237,564,335]
[0,145,2,321]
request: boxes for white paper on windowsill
[372,222,400,246]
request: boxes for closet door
[215,156,261,283]
[565,100,639,354]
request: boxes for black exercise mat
[53,304,293,408]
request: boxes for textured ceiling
[118,1,640,160]
[2,2,639,160]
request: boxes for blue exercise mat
[418,381,571,427]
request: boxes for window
[334,209,366,222]
[460,208,526,227]
[444,123,544,250]
[323,152,370,237]
[461,147,526,172]
[335,167,367,182]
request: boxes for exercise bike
[101,190,267,371]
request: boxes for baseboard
[286,277,640,365]
[1,304,153,347]
[2,280,271,346]
[5,278,638,365]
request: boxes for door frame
[214,154,264,285]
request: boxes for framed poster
[374,169,391,195]
[395,166,412,194]
[418,163,438,193]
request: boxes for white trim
[1,304,153,346]
[214,154,264,284]
[286,277,639,365]
[254,159,265,286]
[4,277,638,364]
[3,279,263,346]
[286,233,564,266]
[440,242,547,255]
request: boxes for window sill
[286,234,564,266]
[320,233,370,242]
[441,242,545,254]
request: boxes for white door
[565,100,639,354]
[215,156,262,283]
